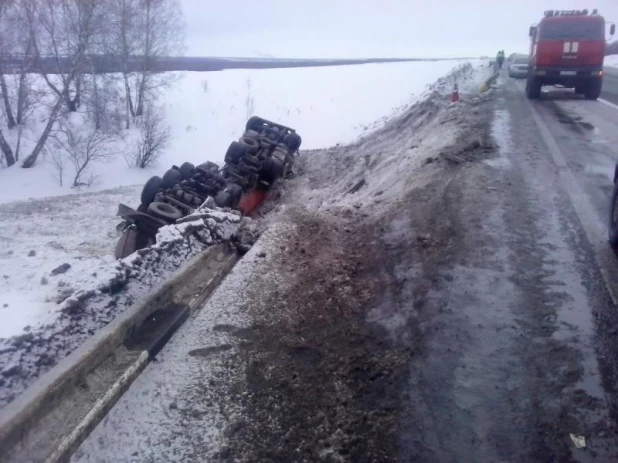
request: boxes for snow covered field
[0,59,490,409]
[0,60,472,205]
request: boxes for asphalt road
[71,71,618,462]
[397,75,618,461]
[602,67,618,106]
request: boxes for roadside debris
[570,433,586,449]
[50,263,71,276]
[347,178,366,194]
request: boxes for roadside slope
[73,63,497,461]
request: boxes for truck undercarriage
[115,116,302,259]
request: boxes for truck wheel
[260,157,284,184]
[574,84,585,95]
[147,201,183,222]
[225,141,247,164]
[162,169,182,189]
[243,154,261,168]
[197,161,220,173]
[214,191,233,208]
[283,132,302,151]
[609,184,618,247]
[526,77,541,99]
[239,136,260,154]
[246,116,265,133]
[244,130,260,139]
[585,79,602,100]
[179,162,195,179]
[141,176,162,206]
[227,183,243,205]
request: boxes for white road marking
[599,98,618,111]
[525,98,618,309]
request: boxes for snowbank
[605,55,618,68]
[0,203,244,408]
[0,60,475,204]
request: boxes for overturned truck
[115,116,302,259]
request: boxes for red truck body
[526,10,614,100]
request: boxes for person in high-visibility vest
[496,50,505,70]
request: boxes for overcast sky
[180,1,618,58]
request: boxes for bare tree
[106,0,184,127]
[20,0,103,168]
[0,0,17,129]
[45,142,65,185]
[0,1,36,131]
[0,127,14,166]
[48,123,117,187]
[245,78,255,121]
[127,104,169,168]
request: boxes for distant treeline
[0,55,461,74]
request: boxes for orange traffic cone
[451,83,459,103]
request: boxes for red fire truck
[526,9,615,100]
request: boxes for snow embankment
[72,62,496,461]
[0,203,251,408]
[0,59,487,410]
[290,61,492,216]
[605,55,618,68]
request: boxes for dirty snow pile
[605,55,618,68]
[289,62,494,216]
[0,203,245,408]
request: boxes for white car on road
[508,55,529,79]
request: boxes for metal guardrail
[0,244,238,463]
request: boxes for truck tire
[162,169,182,189]
[609,183,618,247]
[526,77,541,99]
[574,84,585,95]
[243,154,261,168]
[214,190,233,208]
[585,79,602,100]
[244,130,260,139]
[283,132,302,151]
[197,161,220,173]
[239,136,260,154]
[260,157,284,184]
[225,141,247,164]
[179,162,195,179]
[147,201,183,222]
[141,176,162,206]
[246,116,265,132]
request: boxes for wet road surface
[601,67,618,106]
[72,73,618,462]
[397,75,618,461]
